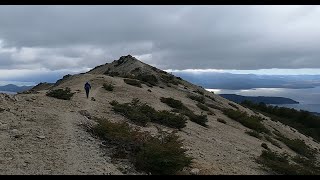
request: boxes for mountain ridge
[1,55,319,175]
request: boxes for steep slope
[0,55,319,175]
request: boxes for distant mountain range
[220,94,299,104]
[0,84,33,93]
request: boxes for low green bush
[261,143,269,150]
[223,109,270,134]
[46,87,74,100]
[217,118,227,124]
[245,130,262,139]
[103,83,114,91]
[196,103,210,111]
[124,78,142,88]
[110,99,186,129]
[187,94,205,104]
[91,119,192,175]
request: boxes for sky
[1,5,320,86]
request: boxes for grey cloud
[0,5,320,71]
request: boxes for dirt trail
[0,85,122,175]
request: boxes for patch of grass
[261,143,269,150]
[196,103,210,111]
[217,118,227,124]
[136,74,158,86]
[265,135,282,149]
[274,132,316,159]
[160,97,186,110]
[160,75,179,85]
[124,78,142,88]
[194,89,204,95]
[184,111,208,127]
[154,110,187,129]
[257,150,299,175]
[46,87,74,100]
[135,133,192,175]
[205,95,216,102]
[257,149,320,175]
[245,130,262,139]
[228,102,239,109]
[187,94,205,104]
[207,111,215,116]
[110,99,187,129]
[160,97,208,127]
[291,155,320,175]
[91,119,192,175]
[106,71,120,77]
[223,109,270,134]
[206,103,223,111]
[241,100,320,142]
[103,83,114,91]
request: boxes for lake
[207,86,320,113]
[0,91,16,94]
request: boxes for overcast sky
[1,5,320,85]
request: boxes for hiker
[84,81,91,99]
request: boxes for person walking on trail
[84,82,91,99]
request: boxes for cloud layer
[0,5,320,85]
[1,5,320,83]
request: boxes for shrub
[241,100,320,142]
[274,132,316,159]
[124,78,142,88]
[103,83,114,91]
[206,103,223,111]
[196,103,210,111]
[91,119,192,175]
[160,75,179,85]
[194,89,204,95]
[154,110,187,129]
[265,136,282,149]
[46,87,74,100]
[291,155,320,175]
[205,95,216,102]
[246,130,262,139]
[187,94,205,104]
[207,111,215,116]
[92,119,141,148]
[223,109,270,134]
[257,149,320,175]
[135,133,192,175]
[110,99,187,129]
[261,143,269,150]
[217,118,227,124]
[184,111,208,127]
[257,150,299,175]
[105,71,120,77]
[228,102,239,109]
[136,74,158,86]
[177,77,182,80]
[160,97,208,127]
[160,97,186,110]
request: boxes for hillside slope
[0,55,319,175]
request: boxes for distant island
[220,94,299,104]
[0,84,33,93]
